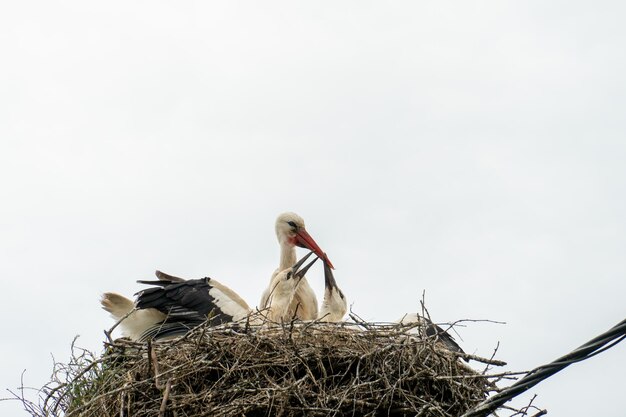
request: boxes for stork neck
[279,241,297,270]
[319,299,333,321]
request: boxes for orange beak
[294,228,334,269]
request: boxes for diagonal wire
[461,318,626,417]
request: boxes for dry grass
[11,316,538,417]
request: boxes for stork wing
[135,278,241,340]
[138,320,200,341]
[423,319,467,359]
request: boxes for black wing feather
[422,318,467,360]
[155,270,186,283]
[134,277,235,340]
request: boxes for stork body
[397,313,467,359]
[101,274,250,341]
[259,212,333,320]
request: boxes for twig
[482,341,501,374]
[150,342,163,389]
[158,379,172,417]
[104,308,137,343]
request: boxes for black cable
[461,318,626,417]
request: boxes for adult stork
[317,256,347,322]
[101,253,319,341]
[259,212,333,321]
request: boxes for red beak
[295,228,334,269]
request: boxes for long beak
[323,257,338,291]
[295,228,334,269]
[294,252,319,279]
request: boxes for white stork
[259,212,333,321]
[100,274,250,341]
[397,313,467,360]
[261,251,319,322]
[317,257,347,322]
[101,252,319,341]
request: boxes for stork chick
[263,251,319,322]
[397,313,467,360]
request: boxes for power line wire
[461,318,626,417]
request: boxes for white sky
[1,1,625,416]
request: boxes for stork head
[276,251,319,287]
[319,257,347,322]
[266,252,319,320]
[275,212,334,269]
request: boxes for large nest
[21,317,528,417]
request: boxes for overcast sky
[1,1,625,416]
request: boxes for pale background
[1,1,625,416]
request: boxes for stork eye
[286,271,293,279]
[287,221,297,228]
